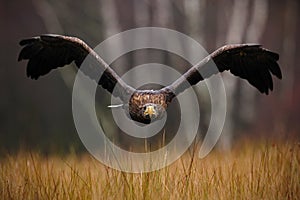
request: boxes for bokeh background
[1,0,299,155]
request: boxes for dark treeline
[0,0,299,154]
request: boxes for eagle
[18,34,282,124]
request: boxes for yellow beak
[144,105,156,118]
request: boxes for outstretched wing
[167,44,282,95]
[18,34,134,101]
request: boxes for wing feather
[167,44,282,95]
[18,34,134,101]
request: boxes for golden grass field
[1,140,299,200]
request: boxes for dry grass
[0,140,299,200]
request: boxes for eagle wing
[167,44,282,95]
[18,34,134,101]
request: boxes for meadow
[1,139,299,199]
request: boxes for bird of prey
[18,34,282,124]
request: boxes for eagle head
[128,91,169,124]
[143,103,158,119]
[133,103,165,124]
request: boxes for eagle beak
[144,105,156,118]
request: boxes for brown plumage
[18,34,282,124]
[129,90,170,124]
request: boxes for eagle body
[18,34,282,124]
[128,89,173,124]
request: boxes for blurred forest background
[0,0,299,154]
